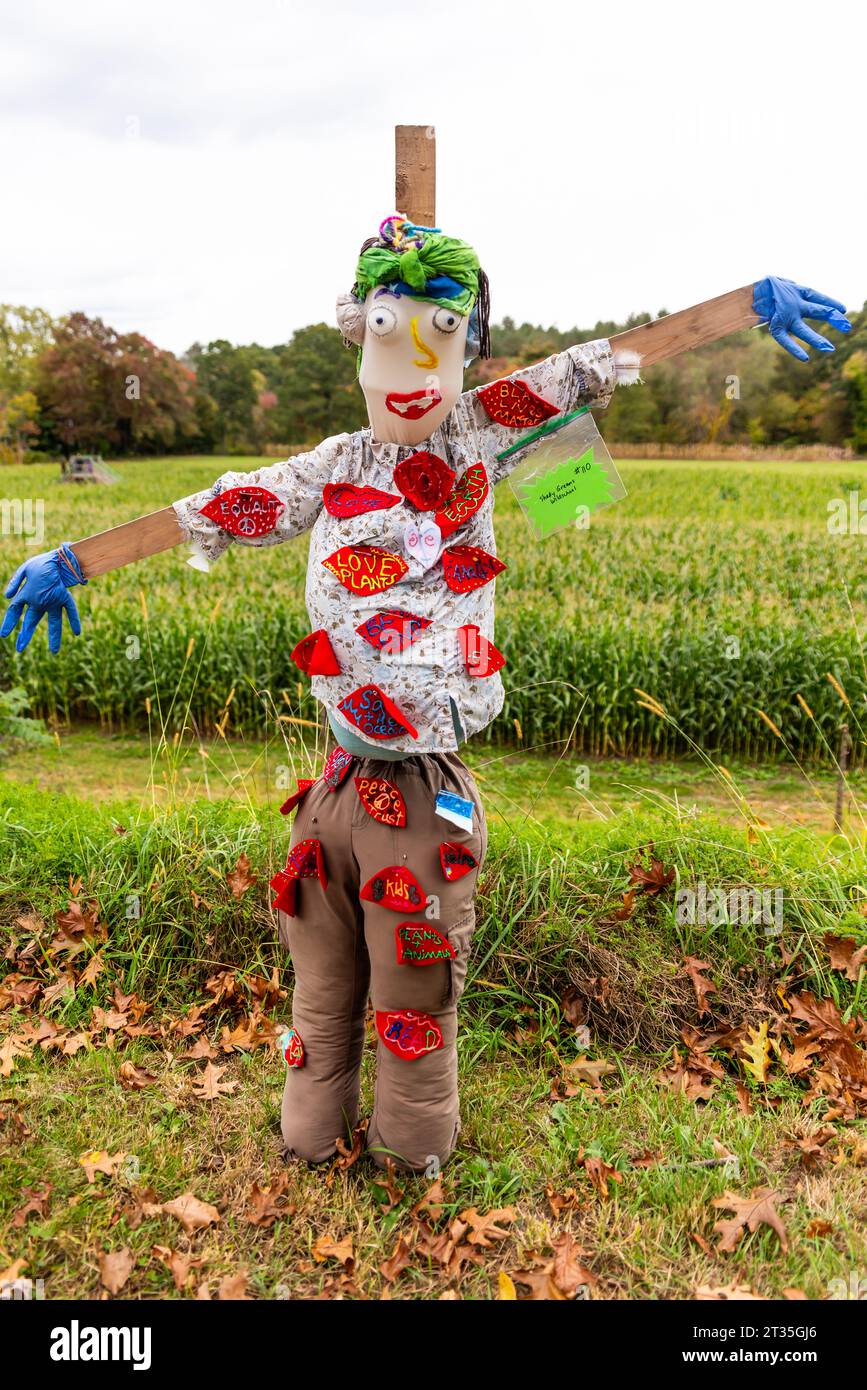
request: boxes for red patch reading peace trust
[291,628,341,677]
[376,1008,444,1059]
[439,841,478,881]
[279,778,315,816]
[269,837,327,916]
[199,486,284,537]
[395,922,455,966]
[322,746,355,791]
[280,1027,305,1068]
[477,378,560,429]
[442,546,507,594]
[355,609,431,653]
[393,452,455,511]
[322,483,401,519]
[337,684,418,741]
[360,865,425,913]
[354,775,407,828]
[322,545,408,595]
[434,463,490,539]
[457,623,506,678]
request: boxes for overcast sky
[1,0,863,355]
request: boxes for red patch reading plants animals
[269,838,327,916]
[354,776,407,827]
[435,463,489,539]
[457,623,506,677]
[439,841,478,881]
[395,922,455,966]
[279,778,315,816]
[393,452,455,511]
[322,483,401,518]
[356,609,431,653]
[337,685,418,741]
[477,379,560,428]
[360,865,425,913]
[280,1028,305,1068]
[199,486,284,537]
[290,629,341,676]
[442,546,506,593]
[376,1008,444,1059]
[322,746,355,791]
[322,546,408,595]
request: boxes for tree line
[1,298,865,462]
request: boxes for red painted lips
[385,387,443,421]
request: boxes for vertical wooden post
[395,125,436,225]
[834,723,850,834]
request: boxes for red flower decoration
[393,452,455,511]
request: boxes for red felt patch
[442,546,507,593]
[439,841,478,881]
[322,483,401,518]
[457,623,506,678]
[354,776,407,827]
[360,865,425,913]
[376,1008,444,1059]
[199,486,284,537]
[279,1028,305,1068]
[477,378,560,428]
[322,746,355,791]
[435,463,490,539]
[269,837,327,917]
[393,452,455,511]
[279,778,316,816]
[337,685,418,741]
[395,922,455,966]
[291,628,341,677]
[322,545,408,595]
[355,609,431,653]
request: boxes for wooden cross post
[69,124,761,579]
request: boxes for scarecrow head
[336,214,490,445]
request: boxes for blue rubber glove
[753,277,851,361]
[0,544,87,653]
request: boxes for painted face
[357,288,469,445]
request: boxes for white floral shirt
[173,340,615,752]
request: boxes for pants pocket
[443,913,475,1008]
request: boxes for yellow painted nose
[410,316,439,370]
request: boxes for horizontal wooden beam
[610,284,759,365]
[72,507,185,578]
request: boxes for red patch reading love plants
[477,379,560,428]
[199,486,284,537]
[322,546,408,595]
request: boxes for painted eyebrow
[373,288,401,300]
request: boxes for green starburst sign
[515,447,615,539]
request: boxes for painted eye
[367,306,397,337]
[432,307,460,334]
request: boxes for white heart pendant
[404,519,442,571]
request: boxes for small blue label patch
[435,790,474,832]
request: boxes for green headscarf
[353,222,480,317]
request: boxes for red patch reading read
[376,1008,444,1059]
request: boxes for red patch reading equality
[360,865,425,913]
[457,623,506,678]
[322,545,408,595]
[337,685,418,741]
[322,746,355,791]
[393,452,455,511]
[269,837,327,916]
[439,841,478,881]
[290,629,341,677]
[322,483,401,518]
[279,778,316,816]
[442,546,507,594]
[199,486,284,537]
[477,378,560,429]
[354,776,407,828]
[434,463,490,539]
[280,1028,305,1068]
[376,1008,444,1059]
[395,922,455,966]
[356,609,431,653]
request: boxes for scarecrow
[2,205,850,1172]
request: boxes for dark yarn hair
[351,237,492,359]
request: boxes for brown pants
[278,752,486,1172]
